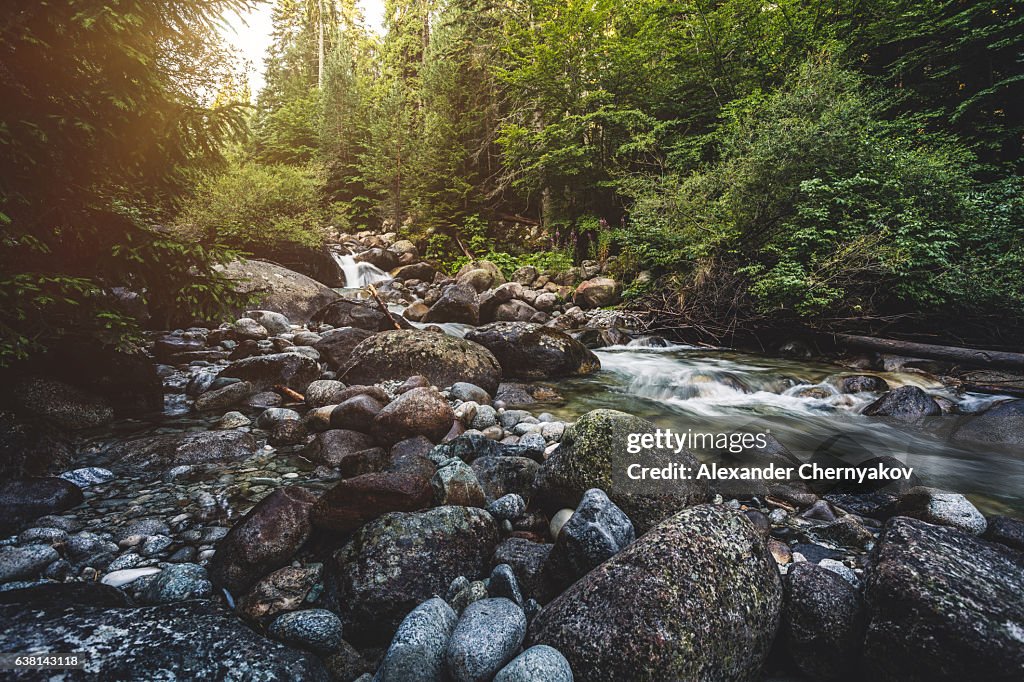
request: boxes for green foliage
[177,163,328,251]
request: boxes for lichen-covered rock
[528,505,782,682]
[432,458,486,508]
[378,597,458,682]
[138,563,212,604]
[219,352,320,392]
[470,456,539,502]
[13,376,114,430]
[341,330,502,395]
[269,609,344,654]
[194,380,254,411]
[304,429,378,468]
[465,322,599,381]
[328,506,499,644]
[208,486,318,594]
[491,538,553,604]
[373,387,455,445]
[863,516,1024,681]
[0,599,329,680]
[313,327,376,370]
[782,563,865,681]
[534,409,709,532]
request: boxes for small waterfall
[331,251,393,288]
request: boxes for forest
[2,0,1022,364]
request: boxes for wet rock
[269,609,344,654]
[13,376,114,430]
[109,431,257,472]
[471,456,539,502]
[430,434,505,463]
[0,477,83,536]
[528,505,782,682]
[983,515,1024,553]
[951,398,1024,446]
[0,599,329,679]
[139,563,212,604]
[312,468,434,533]
[808,515,875,548]
[445,597,526,682]
[208,486,318,594]
[861,386,940,421]
[0,544,59,583]
[313,327,376,370]
[219,258,340,325]
[535,409,708,532]
[237,564,323,621]
[373,387,455,445]
[305,429,378,468]
[328,506,499,644]
[219,352,320,392]
[313,298,411,332]
[465,322,600,381]
[783,563,865,681]
[342,330,502,396]
[115,518,171,543]
[573,277,620,308]
[59,467,115,488]
[546,488,634,587]
[863,516,1024,681]
[257,406,301,429]
[494,300,539,323]
[457,261,505,290]
[378,597,458,682]
[834,374,889,394]
[493,645,573,682]
[194,380,254,411]
[895,487,987,535]
[432,458,486,508]
[425,283,480,325]
[331,394,386,431]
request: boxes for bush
[424,215,575,278]
[177,163,327,252]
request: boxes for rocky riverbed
[1,231,1023,681]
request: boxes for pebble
[215,411,251,429]
[268,609,344,654]
[116,518,171,543]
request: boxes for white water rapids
[331,251,392,289]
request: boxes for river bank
[1,231,1023,681]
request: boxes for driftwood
[829,333,1024,370]
[273,385,305,403]
[367,284,402,330]
[959,383,1024,399]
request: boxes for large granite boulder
[424,284,480,325]
[219,259,340,324]
[951,398,1024,447]
[0,477,83,537]
[465,322,599,380]
[340,330,502,395]
[312,298,412,332]
[528,505,783,681]
[219,353,320,392]
[863,516,1024,681]
[313,327,375,370]
[107,431,258,472]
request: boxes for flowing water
[331,250,393,289]
[532,340,1023,515]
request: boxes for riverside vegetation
[1,1,1023,681]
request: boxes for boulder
[312,468,434,533]
[491,539,552,603]
[12,376,114,430]
[378,597,458,682]
[373,387,455,445]
[194,381,253,411]
[0,411,74,478]
[219,352,320,392]
[0,599,328,680]
[861,385,941,421]
[246,310,292,334]
[312,298,411,332]
[573,277,621,309]
[328,506,499,644]
[304,380,348,408]
[305,429,377,468]
[782,563,865,681]
[393,262,437,281]
[432,458,486,508]
[331,394,386,432]
[834,374,889,394]
[863,516,1024,681]
[107,431,257,472]
[0,544,60,583]
[445,598,526,682]
[313,327,376,370]
[528,505,782,682]
[951,398,1024,446]
[219,259,341,324]
[894,486,987,534]
[465,322,599,380]
[494,300,539,323]
[535,409,708,532]
[341,330,502,395]
[0,477,83,537]
[424,284,480,325]
[208,486,319,594]
[356,247,399,271]
[456,260,505,290]
[389,240,419,261]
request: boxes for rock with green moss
[527,504,782,682]
[340,330,502,395]
[534,409,708,531]
[328,506,499,644]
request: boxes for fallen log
[829,333,1024,370]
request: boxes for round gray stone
[445,598,526,682]
[379,597,458,682]
[493,645,573,682]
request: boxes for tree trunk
[829,333,1024,370]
